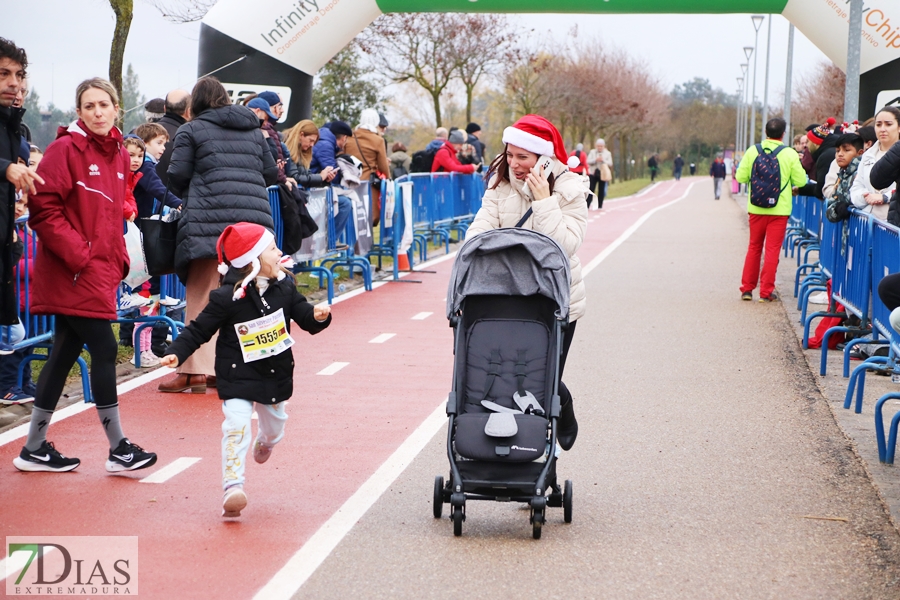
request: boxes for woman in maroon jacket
[13,78,157,474]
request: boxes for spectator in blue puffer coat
[310,121,353,244]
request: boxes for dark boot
[557,397,578,451]
[158,374,207,394]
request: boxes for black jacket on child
[871,142,900,227]
[164,271,331,404]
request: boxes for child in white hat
[161,222,331,517]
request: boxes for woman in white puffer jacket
[465,114,589,451]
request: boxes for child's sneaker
[159,296,180,306]
[118,294,150,311]
[132,350,161,368]
[253,439,273,464]
[0,387,34,405]
[223,485,248,517]
[13,441,80,472]
[106,438,158,472]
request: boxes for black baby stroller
[434,227,573,539]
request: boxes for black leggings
[558,321,577,407]
[35,315,119,411]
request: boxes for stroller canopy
[446,228,571,320]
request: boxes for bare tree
[452,15,520,124]
[359,14,466,127]
[504,51,557,116]
[146,0,217,22]
[792,61,845,130]
[108,0,134,127]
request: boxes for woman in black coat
[872,140,900,226]
[159,77,278,394]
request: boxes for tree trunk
[466,84,474,125]
[108,0,134,128]
[432,92,443,128]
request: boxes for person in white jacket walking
[587,138,613,209]
[465,114,589,450]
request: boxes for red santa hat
[216,223,275,300]
[502,114,568,164]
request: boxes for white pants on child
[221,399,288,490]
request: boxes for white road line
[139,457,201,484]
[0,546,58,582]
[0,367,175,448]
[411,312,433,320]
[368,333,396,344]
[252,399,448,600]
[582,181,696,278]
[316,362,349,376]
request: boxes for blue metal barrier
[805,211,875,375]
[844,220,899,413]
[784,195,807,258]
[796,197,822,267]
[797,213,840,322]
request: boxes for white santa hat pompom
[567,155,581,170]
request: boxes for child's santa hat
[216,223,275,301]
[502,114,568,165]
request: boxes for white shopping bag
[123,221,151,289]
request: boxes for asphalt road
[296,180,900,599]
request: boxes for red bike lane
[0,178,693,599]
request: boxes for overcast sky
[8,1,829,116]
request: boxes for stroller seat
[455,308,551,464]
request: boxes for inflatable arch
[198,0,900,126]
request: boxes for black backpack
[749,144,789,208]
[410,148,437,173]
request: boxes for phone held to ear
[535,155,553,173]
[523,155,553,199]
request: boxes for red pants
[741,214,788,298]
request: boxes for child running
[159,223,331,517]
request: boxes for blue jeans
[0,323,32,391]
[334,194,353,243]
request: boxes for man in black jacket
[155,89,191,185]
[0,38,41,333]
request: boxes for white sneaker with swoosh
[106,438,157,473]
[13,441,80,472]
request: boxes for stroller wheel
[563,480,573,523]
[433,475,444,519]
[452,505,464,537]
[531,508,544,540]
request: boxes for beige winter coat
[465,159,589,321]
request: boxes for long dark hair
[486,144,556,194]
[190,76,231,117]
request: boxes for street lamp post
[750,15,764,147]
[761,14,772,130]
[744,46,754,150]
[736,77,744,157]
[740,63,749,150]
[784,24,795,140]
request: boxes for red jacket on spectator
[124,171,140,221]
[29,120,129,320]
[432,141,476,174]
[568,149,588,175]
